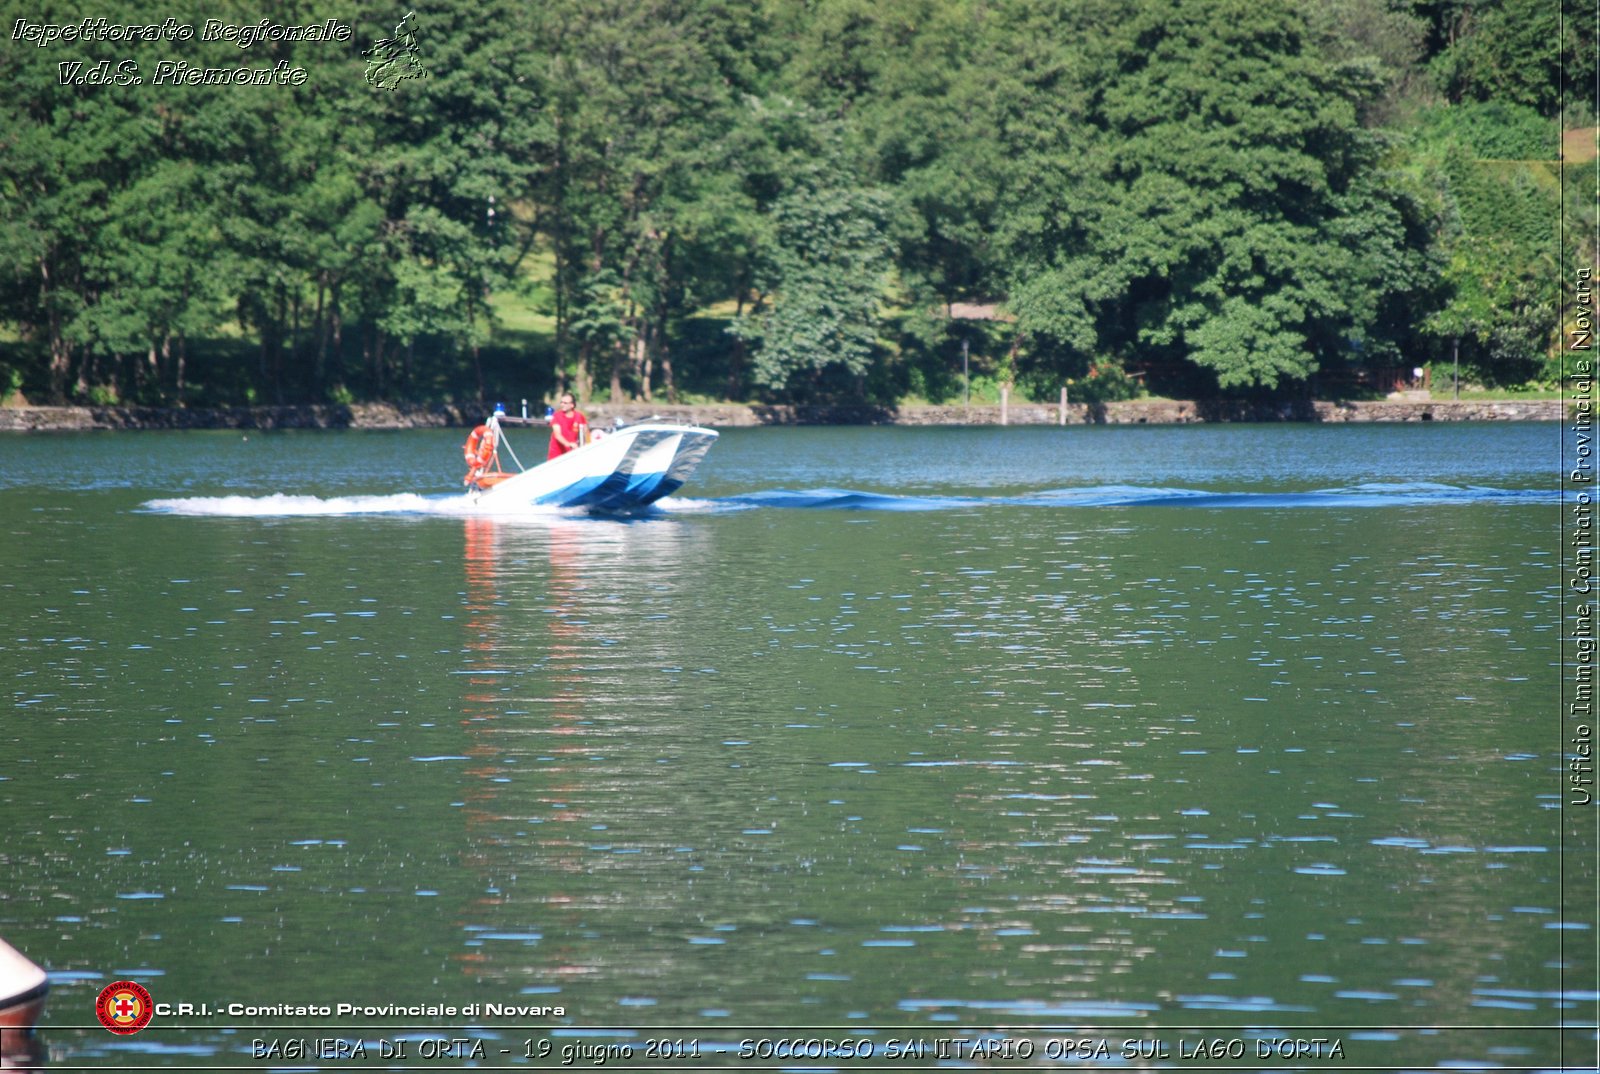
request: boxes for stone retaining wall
[0,397,1567,431]
[0,402,475,432]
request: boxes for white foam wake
[144,493,485,518]
[651,496,748,514]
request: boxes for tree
[729,165,894,398]
[1000,0,1429,392]
[78,161,223,403]
[1417,0,1579,115]
[536,0,757,402]
[0,0,171,401]
[347,1,546,399]
[1419,144,1559,383]
[0,0,1567,408]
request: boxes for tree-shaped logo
[364,11,428,90]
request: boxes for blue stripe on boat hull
[527,470,681,511]
[530,473,612,507]
[623,469,668,502]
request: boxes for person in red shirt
[548,392,588,459]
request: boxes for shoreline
[0,397,1566,432]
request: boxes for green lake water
[0,422,1593,1069]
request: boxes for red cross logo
[96,981,153,1035]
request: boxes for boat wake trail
[673,482,1558,513]
[141,493,555,518]
[142,482,1556,519]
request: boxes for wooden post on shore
[962,339,970,408]
[1059,385,1067,425]
[1001,386,1009,426]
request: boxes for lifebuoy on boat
[463,424,497,483]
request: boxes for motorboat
[462,405,718,511]
[0,937,47,1066]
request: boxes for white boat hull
[0,937,47,1065]
[477,423,718,510]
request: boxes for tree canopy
[0,0,1585,407]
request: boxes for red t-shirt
[548,408,587,459]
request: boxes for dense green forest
[0,0,1593,408]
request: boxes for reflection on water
[454,515,713,1003]
[415,503,1581,1056]
[0,425,1590,1070]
